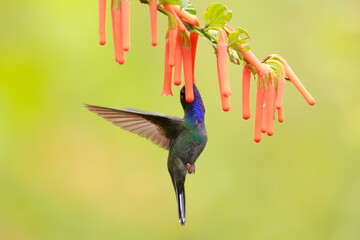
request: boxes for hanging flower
[111,0,125,64]
[148,0,158,46]
[121,0,131,51]
[182,32,194,102]
[161,32,173,96]
[174,32,183,86]
[98,0,107,45]
[242,64,251,119]
[216,28,231,111]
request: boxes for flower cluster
[159,3,201,103]
[96,0,316,142]
[248,55,316,142]
[98,0,130,63]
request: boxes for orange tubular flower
[162,38,173,96]
[221,95,230,112]
[284,64,316,105]
[111,0,125,64]
[269,54,316,106]
[98,0,106,45]
[172,5,199,26]
[167,29,177,67]
[240,48,269,76]
[266,83,275,136]
[242,65,251,119]
[273,90,277,119]
[163,4,186,32]
[174,32,183,86]
[190,32,198,83]
[276,76,285,109]
[254,89,266,143]
[148,0,157,46]
[182,33,194,102]
[163,11,177,67]
[261,105,267,133]
[261,104,267,133]
[216,29,231,98]
[278,106,284,123]
[121,0,131,51]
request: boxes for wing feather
[85,104,184,150]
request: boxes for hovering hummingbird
[85,85,207,225]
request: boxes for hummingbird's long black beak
[175,181,186,225]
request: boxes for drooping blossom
[240,48,270,76]
[164,9,178,67]
[216,29,231,111]
[174,32,183,86]
[98,0,107,45]
[163,4,186,32]
[111,0,125,64]
[254,88,266,142]
[242,64,251,119]
[121,0,131,51]
[182,33,194,102]
[148,0,158,46]
[161,33,173,96]
[190,32,199,82]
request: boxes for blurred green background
[1,0,360,239]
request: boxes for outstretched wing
[85,104,184,150]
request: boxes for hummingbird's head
[180,86,187,108]
[180,85,205,119]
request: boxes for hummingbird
[85,85,207,225]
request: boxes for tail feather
[175,182,186,225]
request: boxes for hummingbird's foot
[186,163,195,174]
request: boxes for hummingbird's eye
[180,88,185,98]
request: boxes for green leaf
[228,28,250,50]
[204,3,232,29]
[179,0,197,15]
[160,0,181,5]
